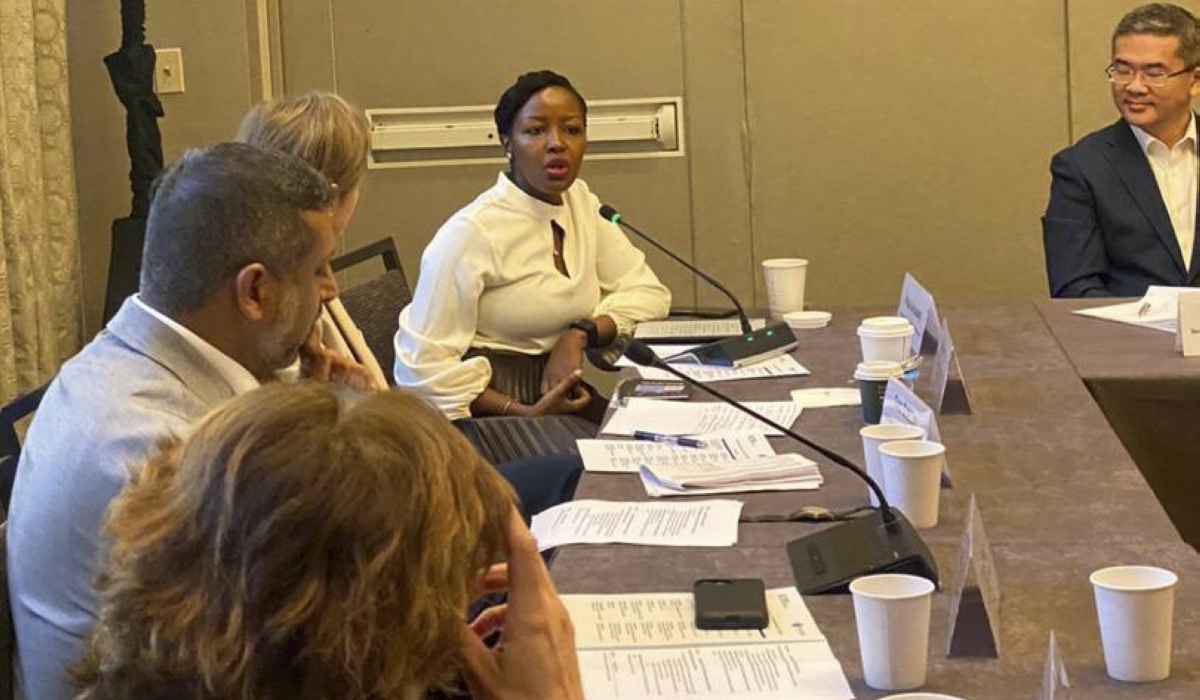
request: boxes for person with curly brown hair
[73,382,583,700]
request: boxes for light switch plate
[154,48,185,94]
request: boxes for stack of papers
[529,499,743,550]
[602,398,801,437]
[564,587,854,700]
[640,453,822,497]
[633,318,767,340]
[578,434,776,473]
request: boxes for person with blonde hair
[73,382,584,700]
[238,90,389,389]
[236,90,586,519]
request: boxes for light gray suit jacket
[6,298,238,700]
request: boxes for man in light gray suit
[6,143,351,700]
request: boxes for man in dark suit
[1043,3,1200,297]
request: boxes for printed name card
[898,272,943,356]
[1176,293,1200,356]
[1040,630,1071,700]
[881,378,953,486]
[946,493,1001,658]
[929,319,972,414]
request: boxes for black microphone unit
[622,340,939,595]
[600,204,799,367]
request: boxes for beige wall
[68,1,1187,337]
[68,0,256,336]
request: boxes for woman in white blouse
[395,71,671,421]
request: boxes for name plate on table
[1040,630,1072,700]
[881,378,953,487]
[946,493,1001,658]
[1176,293,1200,356]
[898,272,943,355]
[927,319,972,414]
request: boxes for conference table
[1037,298,1200,550]
[550,302,1200,699]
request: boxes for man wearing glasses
[1043,3,1200,297]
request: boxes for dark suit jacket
[1042,118,1200,297]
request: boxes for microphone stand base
[786,509,939,595]
[664,323,798,368]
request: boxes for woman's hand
[540,328,588,395]
[458,508,584,700]
[522,370,590,416]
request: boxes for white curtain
[0,0,83,401]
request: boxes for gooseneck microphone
[600,204,752,334]
[601,204,799,368]
[623,339,939,594]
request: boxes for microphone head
[598,204,620,223]
[622,339,660,367]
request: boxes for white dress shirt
[395,173,671,420]
[1132,114,1198,269]
[133,295,260,395]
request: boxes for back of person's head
[237,91,371,195]
[493,69,588,138]
[1114,3,1199,66]
[74,382,514,700]
[139,142,333,316]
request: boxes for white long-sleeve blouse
[394,173,671,420]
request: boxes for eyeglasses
[1106,63,1196,88]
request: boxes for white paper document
[636,353,811,383]
[1072,285,1193,333]
[634,318,768,340]
[562,587,826,649]
[790,387,861,408]
[602,398,802,437]
[576,642,853,700]
[566,588,853,700]
[529,499,743,551]
[639,454,823,498]
[578,434,776,473]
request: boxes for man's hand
[459,508,584,700]
[540,328,588,395]
[298,326,376,391]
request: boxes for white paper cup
[878,695,966,700]
[850,573,935,691]
[877,694,966,700]
[762,258,808,320]
[878,440,945,529]
[783,309,831,330]
[860,424,926,506]
[1091,565,1178,682]
[858,316,914,363]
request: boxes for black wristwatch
[569,318,600,348]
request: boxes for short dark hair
[139,142,333,315]
[1113,3,1200,67]
[493,70,587,139]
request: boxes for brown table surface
[1035,298,1200,381]
[1036,298,1200,549]
[551,302,1200,699]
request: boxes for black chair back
[330,238,411,383]
[0,384,47,512]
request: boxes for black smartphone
[630,380,692,400]
[693,578,769,630]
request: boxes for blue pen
[633,431,707,448]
